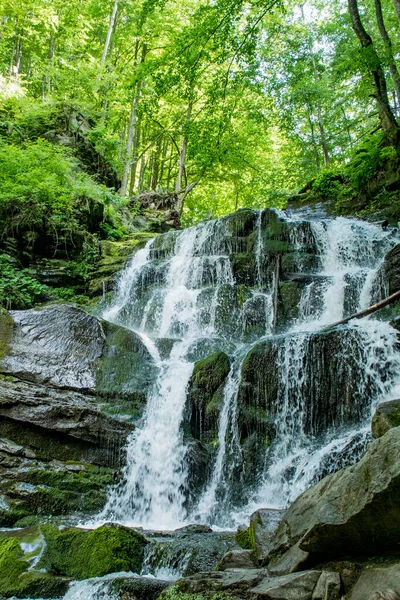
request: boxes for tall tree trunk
[306,106,321,169]
[120,80,142,197]
[119,42,145,197]
[101,0,119,67]
[316,105,330,167]
[175,97,193,208]
[301,4,330,166]
[392,0,400,24]
[348,0,399,146]
[374,0,400,108]
[128,126,141,197]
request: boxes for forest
[1,0,400,307]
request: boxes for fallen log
[322,289,400,330]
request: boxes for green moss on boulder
[40,523,148,579]
[0,309,13,361]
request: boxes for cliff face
[0,304,156,525]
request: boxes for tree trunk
[101,0,119,67]
[322,289,400,330]
[392,0,400,24]
[306,106,321,169]
[175,97,193,197]
[120,80,142,197]
[348,0,399,146]
[374,0,400,108]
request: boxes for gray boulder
[267,427,400,573]
[372,399,400,438]
[218,549,258,570]
[350,563,400,600]
[250,571,322,600]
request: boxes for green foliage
[346,134,397,188]
[312,170,343,198]
[0,254,47,309]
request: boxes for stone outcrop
[0,305,156,524]
[350,563,400,600]
[161,568,343,600]
[372,399,400,438]
[266,427,400,573]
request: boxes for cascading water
[98,208,400,530]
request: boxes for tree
[348,0,399,146]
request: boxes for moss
[192,352,230,394]
[0,308,13,361]
[230,253,256,285]
[159,585,237,600]
[235,517,258,553]
[40,523,148,579]
[0,537,27,595]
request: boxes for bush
[346,133,397,188]
[0,254,47,309]
[0,138,123,258]
[312,170,343,198]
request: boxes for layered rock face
[0,304,156,524]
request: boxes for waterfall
[99,208,400,530]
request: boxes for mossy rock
[0,537,27,595]
[40,523,148,579]
[190,352,231,403]
[0,309,13,361]
[372,399,400,438]
[276,281,302,329]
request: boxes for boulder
[145,528,236,577]
[236,509,284,563]
[372,399,400,438]
[250,570,322,600]
[218,549,258,570]
[0,533,69,598]
[0,305,155,401]
[266,427,400,573]
[186,351,231,441]
[350,563,400,600]
[161,569,336,600]
[311,571,341,600]
[40,523,148,579]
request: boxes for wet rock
[350,563,400,600]
[144,529,236,577]
[163,568,326,600]
[88,233,155,297]
[110,575,171,599]
[311,571,341,600]
[236,509,284,563]
[40,523,148,579]
[1,304,155,399]
[372,399,400,438]
[176,524,213,534]
[218,549,258,570]
[186,351,230,441]
[266,427,400,572]
[250,570,321,599]
[383,243,400,294]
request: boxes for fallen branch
[321,289,400,331]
